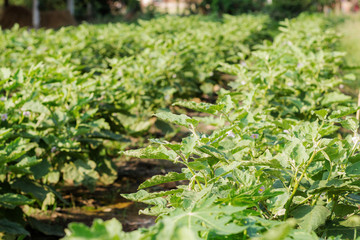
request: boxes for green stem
[284,146,319,220]
[354,227,357,240]
[221,110,240,135]
[18,114,24,124]
[189,124,200,143]
[201,172,208,188]
[311,193,321,206]
[329,195,339,220]
[349,137,359,159]
[173,149,203,191]
[186,165,202,190]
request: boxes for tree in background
[266,0,314,20]
[194,0,265,15]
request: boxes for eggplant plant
[63,14,360,239]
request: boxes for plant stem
[284,146,319,220]
[173,149,203,190]
[311,193,321,206]
[329,195,339,220]
[221,110,240,135]
[201,172,208,188]
[354,227,357,240]
[186,165,202,191]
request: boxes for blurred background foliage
[1,0,359,21]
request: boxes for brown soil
[0,5,76,29]
[26,159,183,239]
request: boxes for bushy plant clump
[64,14,360,239]
[0,15,270,237]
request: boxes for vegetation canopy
[0,9,359,240]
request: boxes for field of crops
[1,13,360,239]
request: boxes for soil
[26,158,183,239]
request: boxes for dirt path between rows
[28,158,183,239]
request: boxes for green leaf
[267,189,289,215]
[217,94,234,114]
[155,112,199,128]
[312,109,329,120]
[285,138,309,165]
[121,189,151,202]
[321,92,352,106]
[42,192,56,210]
[291,205,330,232]
[257,219,296,240]
[309,179,355,194]
[0,128,12,140]
[123,145,177,161]
[344,73,356,81]
[154,196,247,238]
[0,218,29,236]
[330,106,360,119]
[121,189,167,206]
[139,204,173,216]
[346,161,360,176]
[12,156,41,169]
[28,217,64,237]
[340,215,360,228]
[339,117,359,132]
[349,154,360,164]
[22,101,51,115]
[181,135,197,158]
[197,145,229,163]
[12,178,49,202]
[0,68,11,79]
[0,193,35,209]
[288,230,319,240]
[173,101,222,115]
[64,218,140,240]
[61,160,99,190]
[31,159,51,180]
[138,172,187,189]
[333,204,358,218]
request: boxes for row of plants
[0,15,271,237]
[63,14,360,239]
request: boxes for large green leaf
[123,145,177,161]
[61,160,99,190]
[22,101,51,115]
[285,138,309,165]
[153,196,248,239]
[155,112,199,128]
[308,179,358,194]
[138,172,187,189]
[321,92,352,106]
[12,178,49,203]
[63,218,141,240]
[173,101,222,115]
[340,215,360,228]
[330,106,360,119]
[257,219,296,240]
[291,205,330,232]
[0,218,29,236]
[0,193,35,209]
[346,162,360,176]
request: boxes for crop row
[63,14,360,239]
[0,15,271,237]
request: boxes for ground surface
[28,159,183,239]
